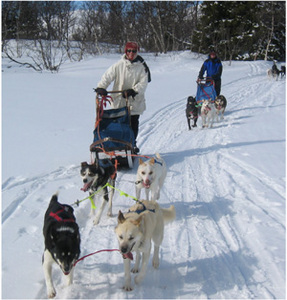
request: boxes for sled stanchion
[91,90,136,169]
[196,76,217,104]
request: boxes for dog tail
[155,153,161,159]
[162,205,176,225]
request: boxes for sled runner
[90,92,135,168]
[196,77,217,105]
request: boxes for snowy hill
[1,52,286,299]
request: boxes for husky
[115,200,176,291]
[135,153,167,201]
[280,66,286,78]
[186,96,199,130]
[267,65,280,80]
[214,95,227,121]
[201,99,216,128]
[80,159,116,225]
[43,193,81,298]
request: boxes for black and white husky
[80,159,116,225]
[214,95,227,121]
[43,194,81,298]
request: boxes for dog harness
[154,159,163,166]
[202,105,212,115]
[49,205,75,223]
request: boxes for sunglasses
[126,49,137,53]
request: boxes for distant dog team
[186,95,227,129]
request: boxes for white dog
[201,99,216,128]
[115,200,176,291]
[135,153,167,201]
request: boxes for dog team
[42,46,228,298]
[186,94,227,130]
[43,152,175,297]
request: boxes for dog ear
[149,158,155,165]
[131,215,144,227]
[139,158,144,165]
[118,211,126,224]
[81,162,88,167]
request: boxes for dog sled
[90,91,135,169]
[196,77,217,105]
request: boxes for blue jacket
[199,56,223,81]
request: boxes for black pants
[130,115,139,143]
[214,79,221,96]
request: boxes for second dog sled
[196,77,217,104]
[90,91,135,169]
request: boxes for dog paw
[47,289,56,299]
[123,285,133,291]
[107,211,113,217]
[131,267,139,273]
[93,218,99,225]
[152,258,160,269]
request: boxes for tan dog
[135,153,167,201]
[115,200,176,291]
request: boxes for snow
[1,51,286,299]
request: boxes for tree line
[2,1,285,71]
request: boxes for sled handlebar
[196,77,214,86]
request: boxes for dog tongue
[123,252,133,260]
[81,182,92,192]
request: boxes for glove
[122,89,138,98]
[95,88,108,96]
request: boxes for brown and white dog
[135,153,167,201]
[214,95,227,122]
[115,200,176,291]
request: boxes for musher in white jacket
[95,42,150,154]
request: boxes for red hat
[124,42,140,53]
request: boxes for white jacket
[97,55,148,115]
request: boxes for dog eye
[119,235,123,240]
[129,236,134,241]
[88,172,95,176]
[141,171,146,175]
[149,171,153,175]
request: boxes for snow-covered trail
[133,63,285,299]
[2,57,285,299]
